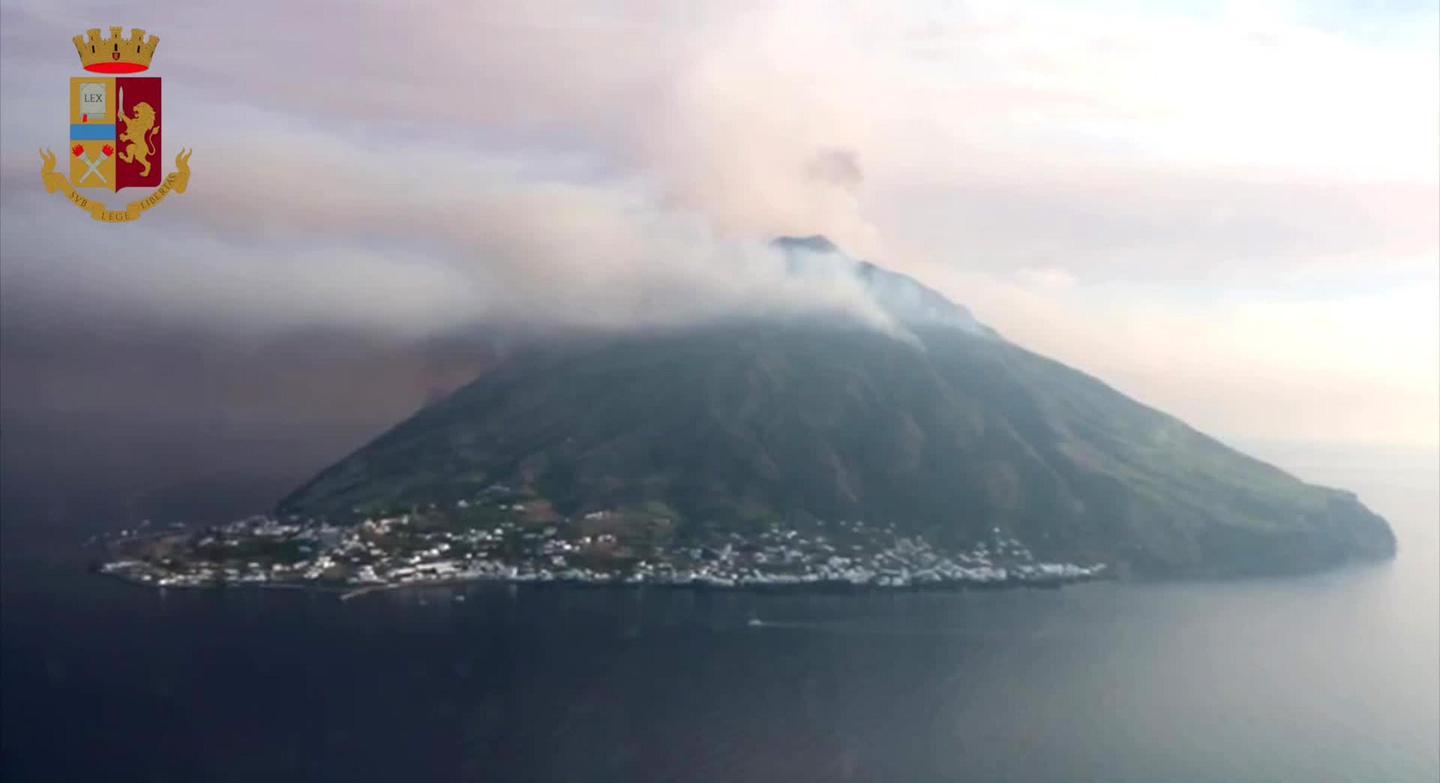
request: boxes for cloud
[805,149,865,191]
[1,142,896,338]
[0,0,1435,448]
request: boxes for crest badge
[39,27,193,223]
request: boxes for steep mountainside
[278,242,1394,578]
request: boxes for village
[96,489,1108,595]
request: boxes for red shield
[113,76,161,190]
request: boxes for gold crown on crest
[73,27,159,73]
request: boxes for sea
[2,442,1436,783]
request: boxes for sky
[1,0,1436,474]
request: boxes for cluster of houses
[98,501,1107,593]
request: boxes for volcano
[278,238,1395,577]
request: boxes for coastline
[92,566,1111,602]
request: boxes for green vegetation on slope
[278,321,1393,577]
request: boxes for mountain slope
[774,235,996,335]
[278,244,1395,578]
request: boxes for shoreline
[93,568,1110,602]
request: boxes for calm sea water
[2,444,1436,783]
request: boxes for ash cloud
[1,0,1435,450]
[2,2,1432,337]
[804,149,864,191]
